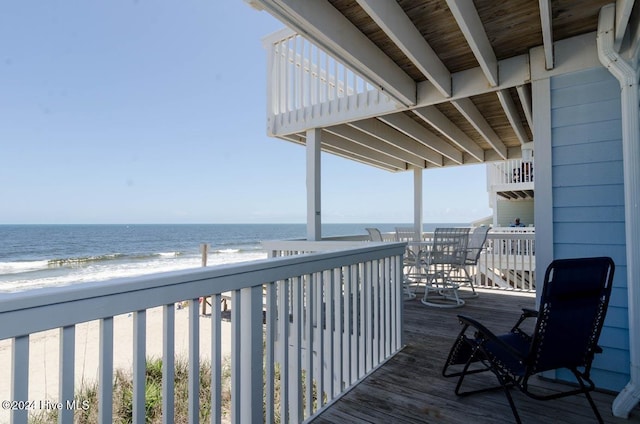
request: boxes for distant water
[0,223,465,293]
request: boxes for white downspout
[597,4,640,418]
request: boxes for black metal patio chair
[442,256,615,423]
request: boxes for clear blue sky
[0,1,491,225]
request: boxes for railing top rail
[0,243,405,340]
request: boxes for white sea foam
[0,260,50,275]
[0,250,269,293]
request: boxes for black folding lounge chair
[442,257,615,423]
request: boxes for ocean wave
[214,248,240,254]
[158,251,182,258]
[0,260,50,275]
[47,253,127,267]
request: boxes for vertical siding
[550,66,629,391]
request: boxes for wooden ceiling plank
[356,0,451,97]
[258,0,416,105]
[412,106,484,162]
[497,89,529,145]
[516,84,534,130]
[379,113,463,164]
[445,0,499,86]
[539,0,554,69]
[349,119,443,166]
[326,124,426,168]
[452,98,508,159]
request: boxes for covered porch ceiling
[250,0,637,172]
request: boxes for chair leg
[572,370,604,424]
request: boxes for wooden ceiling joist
[348,119,443,166]
[538,0,554,69]
[356,0,451,97]
[451,98,508,159]
[325,124,426,168]
[446,0,499,86]
[412,106,484,162]
[379,113,463,164]
[497,89,530,145]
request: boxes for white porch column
[307,128,322,241]
[413,168,423,240]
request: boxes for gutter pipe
[597,3,640,418]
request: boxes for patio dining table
[404,228,471,308]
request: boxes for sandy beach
[0,303,232,422]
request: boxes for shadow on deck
[311,289,640,424]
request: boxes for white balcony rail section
[473,229,536,291]
[488,158,535,186]
[0,242,405,424]
[263,28,399,136]
[268,230,536,293]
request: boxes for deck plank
[310,289,640,423]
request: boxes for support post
[413,168,423,240]
[307,128,322,241]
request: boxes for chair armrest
[521,308,538,318]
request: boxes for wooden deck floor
[310,289,640,424]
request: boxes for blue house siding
[550,66,628,392]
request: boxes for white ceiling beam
[320,131,408,170]
[615,0,636,52]
[326,125,426,168]
[445,0,498,86]
[257,0,416,106]
[417,54,530,107]
[412,106,484,162]
[356,0,451,97]
[516,85,533,130]
[538,0,554,69]
[379,113,463,164]
[496,89,529,145]
[452,98,508,159]
[349,119,443,166]
[282,132,405,171]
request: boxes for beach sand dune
[0,303,232,422]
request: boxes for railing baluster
[11,335,29,424]
[188,299,200,423]
[132,311,146,424]
[163,304,175,424]
[265,283,276,424]
[99,317,113,424]
[315,271,325,409]
[231,290,241,422]
[304,274,313,418]
[292,277,303,422]
[332,267,342,397]
[211,293,222,424]
[59,325,75,424]
[278,279,290,423]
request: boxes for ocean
[0,223,466,293]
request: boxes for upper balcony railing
[263,29,399,136]
[0,243,405,424]
[487,158,535,188]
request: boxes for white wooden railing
[263,28,399,136]
[0,243,405,424]
[268,229,536,293]
[488,158,535,186]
